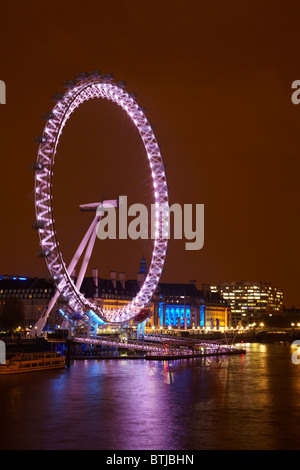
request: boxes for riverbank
[2,329,298,360]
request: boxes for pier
[5,326,300,361]
[51,333,247,362]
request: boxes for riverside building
[0,259,229,332]
[152,282,229,330]
[0,275,55,327]
[209,281,283,327]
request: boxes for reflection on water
[1,343,300,450]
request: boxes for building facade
[0,260,229,331]
[210,281,283,326]
[0,275,56,328]
[151,283,229,330]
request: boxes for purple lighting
[33,73,169,329]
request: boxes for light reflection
[3,344,300,449]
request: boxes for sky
[0,0,300,307]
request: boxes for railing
[74,335,165,353]
[73,335,236,357]
[144,334,233,348]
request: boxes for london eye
[30,72,169,336]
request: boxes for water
[0,342,300,450]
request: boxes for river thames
[0,342,300,450]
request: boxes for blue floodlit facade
[158,302,206,328]
[159,303,191,328]
[153,280,229,329]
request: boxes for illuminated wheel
[32,72,169,331]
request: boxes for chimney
[119,272,125,289]
[137,272,145,288]
[92,268,98,287]
[92,268,98,298]
[110,271,116,289]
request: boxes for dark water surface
[1,343,300,450]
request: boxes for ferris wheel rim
[34,73,169,325]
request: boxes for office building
[210,281,283,326]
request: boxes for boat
[0,352,66,374]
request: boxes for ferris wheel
[30,71,169,336]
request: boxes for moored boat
[0,352,65,374]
